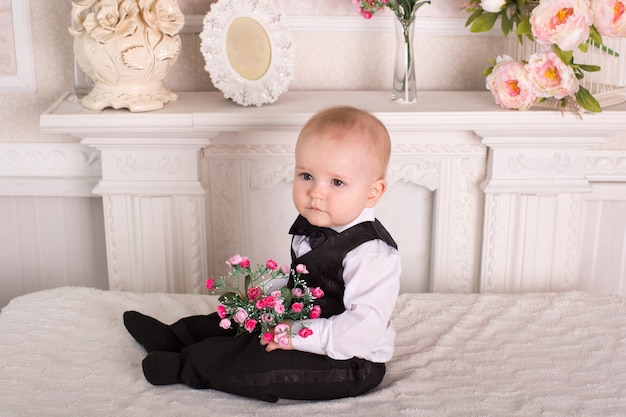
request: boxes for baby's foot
[123,311,184,352]
[142,351,182,385]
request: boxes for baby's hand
[260,321,294,352]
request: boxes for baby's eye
[332,179,344,187]
[300,173,313,181]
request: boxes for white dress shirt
[290,208,401,362]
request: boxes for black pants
[170,313,386,402]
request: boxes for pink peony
[591,0,626,36]
[485,55,538,110]
[274,303,285,314]
[219,318,231,329]
[524,51,580,99]
[291,302,304,313]
[530,0,593,51]
[216,304,227,319]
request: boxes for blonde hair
[297,106,391,179]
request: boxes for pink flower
[262,332,274,343]
[255,298,266,310]
[591,0,626,37]
[270,291,282,298]
[291,302,304,313]
[216,304,227,319]
[485,55,538,110]
[244,318,257,333]
[530,0,593,51]
[261,313,274,323]
[226,254,245,267]
[240,257,250,268]
[274,303,285,314]
[298,328,314,338]
[291,288,303,298]
[311,287,325,298]
[524,51,580,99]
[205,278,215,290]
[266,259,278,270]
[274,334,290,346]
[264,296,276,308]
[219,318,232,329]
[247,287,261,300]
[232,307,248,324]
[280,264,290,274]
[309,305,321,319]
[274,323,290,334]
[295,264,309,274]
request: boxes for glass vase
[392,16,417,104]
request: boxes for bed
[1,287,625,417]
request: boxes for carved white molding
[586,150,626,181]
[183,15,487,36]
[0,143,100,196]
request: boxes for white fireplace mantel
[40,91,626,294]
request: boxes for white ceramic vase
[69,0,184,112]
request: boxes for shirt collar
[331,207,375,234]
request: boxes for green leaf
[470,12,500,33]
[553,47,573,65]
[515,16,532,37]
[579,64,601,72]
[280,287,293,305]
[465,9,483,27]
[575,87,602,113]
[501,14,513,36]
[589,26,603,45]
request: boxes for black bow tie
[289,215,338,249]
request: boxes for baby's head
[293,106,392,228]
[296,106,391,182]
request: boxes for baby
[124,106,401,402]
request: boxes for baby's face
[292,133,383,228]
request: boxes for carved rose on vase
[82,0,139,43]
[140,0,185,36]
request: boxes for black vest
[289,215,397,318]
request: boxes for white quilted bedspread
[0,287,625,417]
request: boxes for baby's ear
[366,179,387,207]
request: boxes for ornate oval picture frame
[200,0,295,107]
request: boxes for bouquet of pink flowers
[205,254,324,345]
[465,0,626,113]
